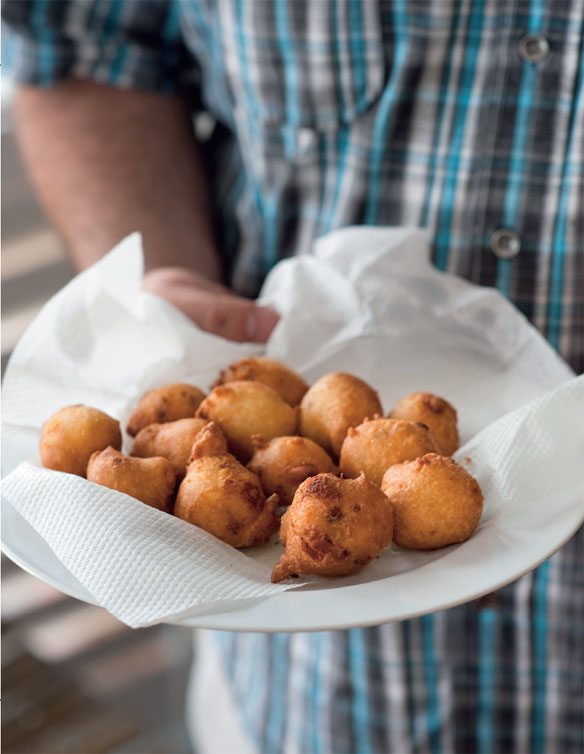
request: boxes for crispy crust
[299,372,382,459]
[215,357,308,406]
[271,473,393,582]
[381,453,483,549]
[127,383,206,437]
[175,422,279,547]
[132,417,209,479]
[196,381,298,462]
[87,446,176,512]
[247,435,336,505]
[388,392,459,455]
[339,417,438,485]
[40,405,122,477]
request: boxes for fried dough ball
[87,446,176,512]
[132,417,209,480]
[126,383,206,437]
[216,357,308,406]
[299,372,382,459]
[40,405,122,477]
[196,381,297,462]
[175,422,279,547]
[389,392,459,455]
[247,435,336,506]
[381,453,483,550]
[271,473,393,582]
[339,417,439,486]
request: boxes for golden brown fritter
[87,446,176,512]
[215,357,309,406]
[247,435,336,505]
[196,381,297,462]
[339,417,439,486]
[126,383,206,437]
[381,453,483,549]
[271,473,393,582]
[40,405,122,477]
[299,372,382,459]
[174,422,279,547]
[389,392,459,455]
[132,417,209,480]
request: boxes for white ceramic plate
[3,230,581,632]
[3,489,581,632]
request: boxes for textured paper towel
[1,228,580,628]
[1,461,300,626]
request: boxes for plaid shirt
[4,1,583,752]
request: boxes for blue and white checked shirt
[4,1,583,752]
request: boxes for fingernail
[246,306,279,342]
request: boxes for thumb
[199,291,279,342]
[142,267,279,342]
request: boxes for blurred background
[2,28,195,754]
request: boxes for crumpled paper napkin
[1,227,580,628]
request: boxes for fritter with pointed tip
[339,417,439,486]
[299,372,382,459]
[381,453,483,549]
[40,405,122,477]
[87,446,176,512]
[215,357,308,406]
[247,435,336,505]
[175,422,279,547]
[271,473,393,582]
[196,381,297,462]
[132,417,209,479]
[389,391,459,455]
[127,383,205,437]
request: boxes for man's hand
[142,267,279,343]
[15,82,275,340]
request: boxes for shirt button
[518,34,550,63]
[490,229,521,259]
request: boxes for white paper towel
[2,227,581,628]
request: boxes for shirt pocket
[218,0,386,131]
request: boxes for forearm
[14,81,221,278]
[13,80,278,343]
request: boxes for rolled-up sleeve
[2,0,190,94]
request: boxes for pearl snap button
[518,34,550,63]
[490,229,521,260]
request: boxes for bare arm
[15,81,220,275]
[14,81,277,341]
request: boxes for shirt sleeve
[2,0,191,95]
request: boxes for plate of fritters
[4,355,581,632]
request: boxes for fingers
[197,290,279,342]
[245,304,280,342]
[142,267,279,343]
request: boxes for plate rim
[169,516,584,631]
[3,506,581,632]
